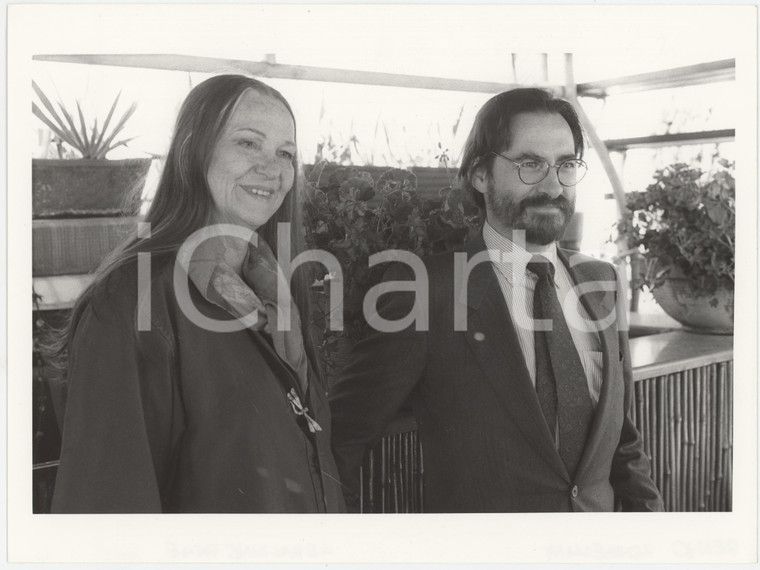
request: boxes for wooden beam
[33,53,556,95]
[563,53,577,99]
[564,54,632,301]
[574,97,628,216]
[577,59,735,98]
[564,55,627,219]
[604,129,735,152]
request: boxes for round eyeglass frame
[491,152,588,187]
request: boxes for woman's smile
[239,184,276,198]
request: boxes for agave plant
[32,80,138,159]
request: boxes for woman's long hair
[46,74,323,383]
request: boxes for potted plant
[304,161,457,204]
[304,162,482,386]
[618,160,735,334]
[32,80,151,218]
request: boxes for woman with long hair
[50,74,345,513]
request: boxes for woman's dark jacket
[51,255,345,513]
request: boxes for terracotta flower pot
[652,277,734,335]
[32,158,152,219]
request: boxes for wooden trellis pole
[562,53,631,298]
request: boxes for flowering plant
[617,160,735,296]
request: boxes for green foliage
[618,160,735,295]
[304,163,482,375]
[32,80,138,159]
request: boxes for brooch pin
[287,389,322,433]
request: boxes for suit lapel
[461,237,568,479]
[557,250,622,477]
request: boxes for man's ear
[470,162,489,195]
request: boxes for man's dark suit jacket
[330,235,664,512]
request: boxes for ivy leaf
[376,168,417,197]
[704,202,728,225]
[356,185,375,202]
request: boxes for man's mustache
[518,194,572,214]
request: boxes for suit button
[571,485,579,498]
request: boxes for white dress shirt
[482,221,604,405]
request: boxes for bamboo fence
[360,429,424,513]
[630,360,734,511]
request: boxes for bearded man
[329,88,664,513]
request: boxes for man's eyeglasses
[491,152,588,187]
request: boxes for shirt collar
[482,220,557,285]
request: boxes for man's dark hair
[458,88,585,209]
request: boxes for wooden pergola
[34,52,736,220]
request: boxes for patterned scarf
[185,232,309,393]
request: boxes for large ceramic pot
[652,276,734,335]
[32,158,152,218]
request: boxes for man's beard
[485,180,575,245]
